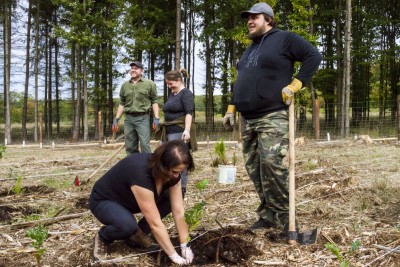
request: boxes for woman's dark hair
[149,140,195,183]
[165,68,189,82]
[263,14,277,28]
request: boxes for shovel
[287,101,318,245]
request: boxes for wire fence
[1,99,399,144]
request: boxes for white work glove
[169,251,187,265]
[222,105,235,131]
[180,243,194,264]
[182,129,190,143]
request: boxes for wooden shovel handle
[288,101,297,244]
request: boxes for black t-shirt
[90,153,179,213]
[163,88,194,134]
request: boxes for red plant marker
[75,176,80,186]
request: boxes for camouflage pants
[241,110,289,227]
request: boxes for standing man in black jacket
[223,3,322,232]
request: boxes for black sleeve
[287,32,322,84]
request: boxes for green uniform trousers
[124,114,151,155]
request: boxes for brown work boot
[93,232,110,261]
[126,228,160,250]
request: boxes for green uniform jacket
[119,77,158,113]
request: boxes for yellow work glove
[222,105,236,131]
[282,78,302,105]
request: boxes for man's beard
[247,25,267,40]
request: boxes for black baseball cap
[130,61,144,69]
[241,3,274,18]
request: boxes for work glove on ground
[281,78,302,105]
[169,251,188,265]
[112,118,119,132]
[222,105,235,131]
[152,117,159,131]
[182,129,190,143]
[180,243,194,264]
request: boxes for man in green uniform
[112,61,159,155]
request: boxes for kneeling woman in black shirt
[90,140,195,265]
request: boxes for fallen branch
[3,211,91,230]
[321,231,337,246]
[365,245,400,266]
[253,260,288,265]
[372,244,400,254]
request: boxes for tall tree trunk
[101,42,108,138]
[34,0,40,143]
[107,43,113,133]
[204,35,214,130]
[22,0,32,141]
[93,44,100,140]
[342,0,351,137]
[55,12,60,137]
[48,25,53,139]
[187,0,192,90]
[175,0,181,69]
[71,41,76,126]
[3,0,12,144]
[72,44,81,141]
[335,0,343,129]
[83,46,88,142]
[44,22,49,140]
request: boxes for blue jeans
[167,132,189,189]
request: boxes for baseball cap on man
[130,61,144,69]
[241,3,274,18]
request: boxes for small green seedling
[324,239,361,267]
[212,139,237,166]
[12,176,24,195]
[213,139,227,166]
[232,152,237,166]
[185,179,209,232]
[26,224,48,267]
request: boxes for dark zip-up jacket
[233,28,322,119]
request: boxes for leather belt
[126,112,149,117]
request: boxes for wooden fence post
[98,111,102,145]
[39,112,43,148]
[313,99,320,140]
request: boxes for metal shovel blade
[298,228,319,245]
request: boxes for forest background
[1,0,399,144]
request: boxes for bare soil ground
[0,139,399,267]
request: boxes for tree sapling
[26,224,48,267]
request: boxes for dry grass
[0,139,399,266]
